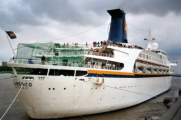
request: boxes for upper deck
[11,41,142,67]
[8,41,176,74]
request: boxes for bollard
[179,89,181,96]
[163,97,175,106]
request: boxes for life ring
[95,64,98,69]
[96,78,99,82]
[95,52,98,56]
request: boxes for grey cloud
[18,0,181,27]
[83,0,181,16]
[0,1,47,32]
[125,0,181,16]
[20,0,106,26]
[2,0,181,31]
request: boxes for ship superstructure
[7,9,177,119]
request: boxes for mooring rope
[0,79,25,120]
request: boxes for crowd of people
[54,43,79,48]
[92,40,144,50]
[86,61,122,70]
[86,49,114,58]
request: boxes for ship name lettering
[13,82,32,89]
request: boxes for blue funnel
[107,9,128,43]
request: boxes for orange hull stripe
[87,69,173,76]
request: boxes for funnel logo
[124,22,127,36]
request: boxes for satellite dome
[151,42,158,50]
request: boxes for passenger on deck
[88,61,91,68]
[101,41,103,46]
[93,42,96,47]
[101,62,105,69]
[113,64,115,70]
[56,72,59,76]
[93,62,95,67]
[86,42,88,48]
[111,41,113,46]
[111,64,113,70]
[41,55,46,65]
[108,63,111,69]
[106,63,109,69]
[108,40,111,46]
[103,40,106,45]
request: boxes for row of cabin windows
[14,68,87,76]
[139,53,167,64]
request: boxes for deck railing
[85,51,114,58]
[12,58,85,67]
[10,58,121,70]
[35,51,84,57]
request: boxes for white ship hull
[12,75,172,119]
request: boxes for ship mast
[146,29,152,50]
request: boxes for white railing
[35,51,84,57]
[12,59,84,67]
[85,51,114,58]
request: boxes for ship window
[160,55,162,59]
[143,54,145,59]
[76,71,88,76]
[148,56,151,60]
[146,55,148,59]
[14,68,48,75]
[139,53,142,58]
[49,69,74,76]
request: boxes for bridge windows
[49,69,75,76]
[14,68,48,75]
[76,71,88,76]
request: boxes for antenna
[146,29,157,50]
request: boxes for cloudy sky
[0,0,180,73]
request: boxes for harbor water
[0,74,181,120]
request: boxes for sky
[0,0,180,73]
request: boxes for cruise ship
[8,9,177,119]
